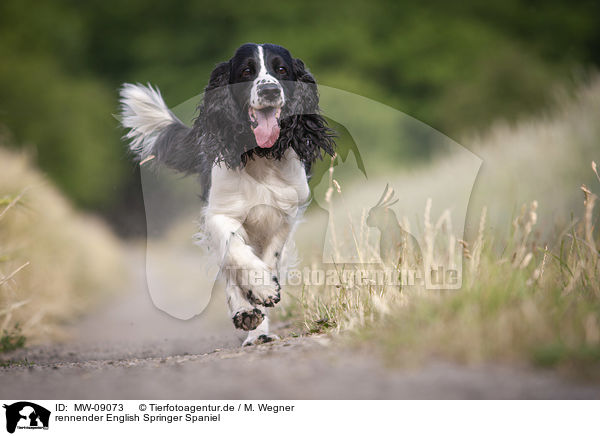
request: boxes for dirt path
[1,248,598,399]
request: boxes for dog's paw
[232,308,265,331]
[246,276,281,307]
[242,334,280,347]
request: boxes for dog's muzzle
[249,80,284,148]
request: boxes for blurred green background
[1,0,599,234]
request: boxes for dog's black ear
[193,61,251,169]
[278,58,336,170]
[291,58,318,111]
[199,61,235,137]
[206,61,230,90]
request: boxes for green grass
[0,324,26,353]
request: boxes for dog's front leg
[241,313,280,346]
[224,277,265,331]
[205,213,281,320]
[224,270,278,344]
[237,222,292,345]
[260,222,292,282]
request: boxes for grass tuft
[0,323,26,353]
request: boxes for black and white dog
[120,43,335,345]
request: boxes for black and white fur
[120,43,335,346]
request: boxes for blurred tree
[0,0,599,223]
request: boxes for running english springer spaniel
[119,43,335,345]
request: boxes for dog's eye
[276,66,287,75]
[241,68,252,78]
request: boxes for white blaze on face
[250,46,284,108]
[249,45,284,149]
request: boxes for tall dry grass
[0,140,125,344]
[280,78,600,375]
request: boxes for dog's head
[195,43,335,168]
[232,43,290,149]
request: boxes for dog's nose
[258,83,281,100]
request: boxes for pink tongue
[251,109,280,148]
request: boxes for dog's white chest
[207,149,309,222]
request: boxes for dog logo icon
[3,402,50,433]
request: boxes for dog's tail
[119,83,200,174]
